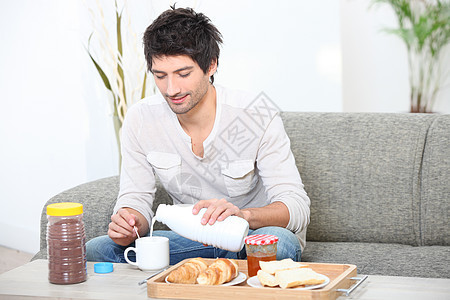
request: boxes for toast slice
[257,270,278,287]
[259,258,308,275]
[275,268,325,289]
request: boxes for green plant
[372,0,450,113]
[86,1,155,167]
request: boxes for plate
[246,273,330,290]
[165,272,247,286]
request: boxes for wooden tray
[148,259,357,300]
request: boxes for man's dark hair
[143,7,223,83]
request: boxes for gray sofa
[33,112,450,278]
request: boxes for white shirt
[114,85,310,250]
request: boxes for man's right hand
[108,208,146,246]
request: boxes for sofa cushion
[36,176,172,259]
[281,112,437,246]
[421,115,450,246]
[37,176,120,255]
[301,241,450,278]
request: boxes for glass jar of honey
[245,234,278,277]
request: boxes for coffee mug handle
[124,247,138,266]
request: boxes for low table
[0,259,150,299]
[0,260,449,299]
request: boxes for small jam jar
[245,234,278,277]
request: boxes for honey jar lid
[244,234,278,245]
[47,202,83,216]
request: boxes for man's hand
[193,199,290,230]
[192,198,250,225]
[108,208,148,246]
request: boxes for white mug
[124,236,170,271]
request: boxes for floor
[0,246,34,274]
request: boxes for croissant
[167,257,208,284]
[196,258,239,285]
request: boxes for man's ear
[208,59,218,77]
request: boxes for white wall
[341,0,450,113]
[0,0,119,254]
[200,1,342,112]
[0,0,448,254]
[0,1,82,252]
[132,0,343,111]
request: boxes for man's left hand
[192,198,250,225]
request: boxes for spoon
[134,226,140,239]
[138,268,168,285]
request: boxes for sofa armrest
[33,176,172,260]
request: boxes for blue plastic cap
[94,262,114,274]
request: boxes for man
[86,7,310,265]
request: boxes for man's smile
[168,94,188,104]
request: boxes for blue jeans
[86,226,302,265]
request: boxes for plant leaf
[116,1,126,103]
[383,28,414,48]
[87,33,112,91]
[116,1,123,57]
[141,72,147,99]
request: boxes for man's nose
[166,76,181,96]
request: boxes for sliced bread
[257,270,278,287]
[259,258,308,275]
[275,268,325,289]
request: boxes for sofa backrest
[38,113,449,252]
[38,176,119,253]
[420,115,450,246]
[281,112,441,246]
[38,176,172,253]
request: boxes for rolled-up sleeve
[113,104,156,227]
[256,113,311,235]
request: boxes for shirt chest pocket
[146,152,181,187]
[221,160,257,198]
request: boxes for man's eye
[179,72,191,78]
[155,74,166,79]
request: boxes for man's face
[151,55,215,115]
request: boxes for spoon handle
[138,268,167,285]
